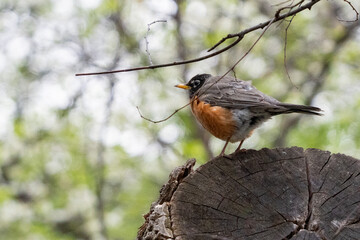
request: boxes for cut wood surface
[138,147,360,240]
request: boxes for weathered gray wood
[138,159,196,240]
[137,147,360,240]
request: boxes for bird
[175,74,323,156]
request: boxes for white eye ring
[193,80,200,87]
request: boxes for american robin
[175,74,322,155]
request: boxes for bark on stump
[138,147,360,240]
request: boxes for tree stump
[137,147,360,240]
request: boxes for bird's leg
[235,140,245,152]
[219,137,231,156]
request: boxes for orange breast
[191,97,236,141]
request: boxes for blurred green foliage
[0,0,359,239]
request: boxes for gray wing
[197,76,282,112]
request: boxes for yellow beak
[174,84,191,90]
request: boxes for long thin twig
[207,0,319,51]
[337,0,359,22]
[145,20,167,65]
[75,36,242,76]
[137,17,276,124]
[272,0,293,7]
[172,0,214,159]
[283,14,298,89]
[273,21,359,147]
[202,17,277,96]
[135,1,322,124]
[75,0,322,77]
[136,103,190,124]
[274,0,304,19]
[274,0,297,28]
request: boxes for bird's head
[175,74,211,98]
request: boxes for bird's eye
[193,80,200,87]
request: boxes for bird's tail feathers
[276,103,323,116]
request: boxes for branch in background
[207,0,320,51]
[75,0,324,77]
[145,20,167,65]
[273,21,360,147]
[89,9,141,239]
[75,36,242,76]
[274,0,304,18]
[337,0,359,22]
[109,11,140,53]
[52,214,90,240]
[0,155,21,184]
[95,78,116,240]
[173,0,188,81]
[57,80,88,118]
[135,16,275,125]
[283,14,298,89]
[136,103,190,124]
[173,0,214,159]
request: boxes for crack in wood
[236,169,266,180]
[340,172,354,186]
[279,159,304,194]
[175,199,244,219]
[319,155,332,173]
[282,223,301,240]
[258,156,304,165]
[304,152,314,231]
[317,169,330,193]
[320,184,352,207]
[139,148,360,239]
[244,228,270,237]
[333,203,360,238]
